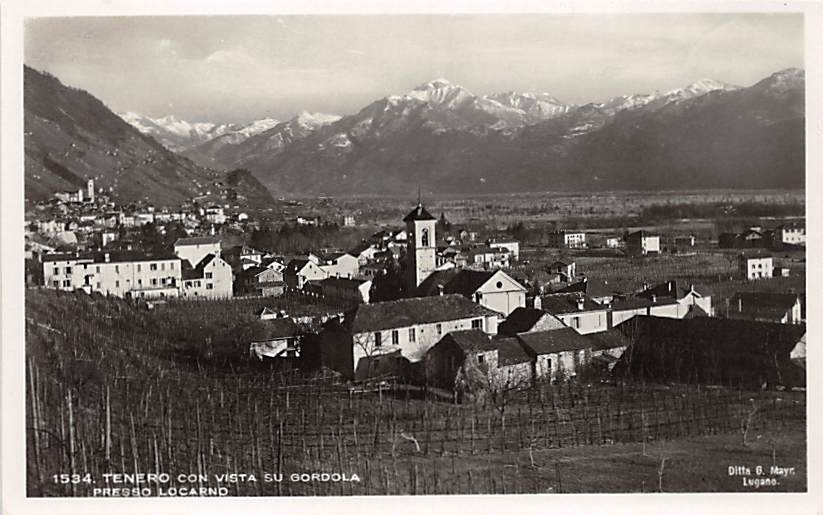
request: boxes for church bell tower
[403,202,437,291]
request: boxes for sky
[24,14,804,124]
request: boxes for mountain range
[26,66,805,202]
[192,71,801,195]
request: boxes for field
[25,289,805,496]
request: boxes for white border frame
[3,1,822,514]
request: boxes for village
[24,180,806,393]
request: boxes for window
[421,228,429,247]
[151,278,158,286]
[374,332,382,347]
[137,279,142,286]
[63,280,70,287]
[52,280,59,287]
[150,264,158,271]
[65,267,72,275]
[206,284,213,290]
[496,281,503,289]
[170,262,175,270]
[436,323,442,336]
[477,354,485,364]
[96,282,101,289]
[161,278,166,285]
[115,280,120,288]
[391,330,399,345]
[205,272,213,279]
[96,266,100,273]
[409,328,416,343]
[53,267,59,275]
[115,265,119,273]
[161,263,165,271]
[137,264,142,272]
[570,316,580,329]
[471,318,483,330]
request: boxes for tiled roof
[174,236,220,246]
[321,276,369,289]
[253,318,301,340]
[495,336,532,365]
[585,329,633,350]
[610,295,678,311]
[554,278,614,298]
[517,328,592,355]
[730,291,799,310]
[444,270,496,296]
[344,294,497,333]
[285,258,310,274]
[42,250,179,264]
[441,329,499,352]
[499,307,547,334]
[415,269,459,297]
[540,293,607,314]
[638,280,692,300]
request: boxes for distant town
[24,179,806,386]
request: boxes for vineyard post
[28,359,43,489]
[67,389,77,497]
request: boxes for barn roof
[585,329,633,350]
[540,293,606,314]
[442,329,499,352]
[174,236,220,246]
[517,328,592,355]
[495,337,532,366]
[499,307,547,334]
[344,294,497,333]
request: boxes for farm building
[637,280,713,317]
[613,316,806,388]
[737,252,773,280]
[536,293,609,334]
[425,329,501,390]
[416,268,527,317]
[552,277,616,304]
[547,230,587,249]
[772,221,805,247]
[174,236,221,268]
[516,328,592,382]
[726,292,802,325]
[284,258,329,290]
[498,307,566,336]
[235,265,285,297]
[179,254,234,299]
[626,230,660,256]
[608,295,681,327]
[319,276,372,305]
[304,294,501,380]
[546,259,576,281]
[249,318,302,360]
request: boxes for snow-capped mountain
[235,69,803,195]
[118,113,280,152]
[183,111,340,169]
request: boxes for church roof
[403,204,436,222]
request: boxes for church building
[404,203,437,291]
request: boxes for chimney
[577,296,585,310]
[738,297,742,312]
[533,296,542,310]
[437,284,444,296]
[651,294,657,303]
[104,253,110,263]
[668,281,673,293]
